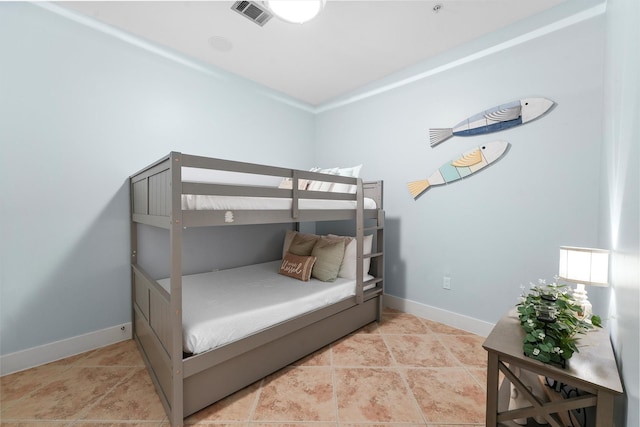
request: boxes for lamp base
[572,283,593,323]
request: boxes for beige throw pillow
[287,232,319,256]
[311,237,346,282]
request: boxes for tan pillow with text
[279,253,317,281]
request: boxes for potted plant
[516,279,601,367]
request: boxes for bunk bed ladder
[362,180,384,321]
[372,208,384,321]
[355,179,365,305]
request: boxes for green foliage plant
[516,279,601,366]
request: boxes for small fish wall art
[429,97,555,147]
[407,140,510,199]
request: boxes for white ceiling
[57,1,590,106]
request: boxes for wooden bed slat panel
[130,154,171,183]
[132,179,148,215]
[149,170,171,217]
[134,308,172,405]
[133,274,150,321]
[132,264,172,359]
[132,213,171,229]
[150,289,172,354]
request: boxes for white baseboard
[383,294,495,337]
[0,323,132,376]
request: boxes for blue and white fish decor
[408,140,510,199]
[429,98,555,147]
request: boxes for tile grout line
[418,316,467,370]
[246,377,265,423]
[67,366,141,425]
[384,313,433,426]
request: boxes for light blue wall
[601,0,640,425]
[316,14,607,324]
[315,2,639,423]
[0,3,315,355]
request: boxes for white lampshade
[558,246,609,287]
[266,0,326,24]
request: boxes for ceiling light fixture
[266,0,326,24]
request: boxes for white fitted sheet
[181,195,377,211]
[157,261,374,354]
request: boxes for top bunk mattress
[157,260,374,354]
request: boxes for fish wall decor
[408,140,510,199]
[429,97,555,147]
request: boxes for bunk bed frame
[130,152,384,426]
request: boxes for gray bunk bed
[129,152,384,426]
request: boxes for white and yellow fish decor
[429,97,555,147]
[407,140,510,199]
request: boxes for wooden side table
[483,309,623,426]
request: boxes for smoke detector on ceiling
[231,1,273,26]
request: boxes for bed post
[130,179,138,342]
[169,152,185,427]
[355,178,364,305]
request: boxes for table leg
[594,391,614,427]
[486,351,499,427]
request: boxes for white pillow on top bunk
[278,167,320,191]
[307,167,339,192]
[331,164,363,194]
[278,178,310,190]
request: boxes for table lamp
[558,246,609,322]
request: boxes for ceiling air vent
[232,1,273,26]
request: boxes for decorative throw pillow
[279,253,316,281]
[288,232,320,256]
[331,164,363,194]
[328,233,373,279]
[282,230,319,257]
[311,237,346,282]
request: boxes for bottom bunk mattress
[157,260,374,355]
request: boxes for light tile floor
[0,310,488,426]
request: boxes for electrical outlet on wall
[443,276,451,290]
